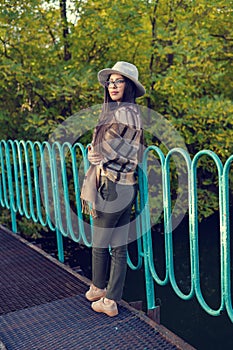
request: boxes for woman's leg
[91,207,130,298]
[91,211,116,290]
[92,247,109,289]
[105,244,127,301]
[105,201,134,301]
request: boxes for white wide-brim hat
[98,61,146,98]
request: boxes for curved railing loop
[164,147,194,300]
[191,150,225,316]
[71,143,93,247]
[141,145,169,286]
[222,155,233,321]
[0,140,13,210]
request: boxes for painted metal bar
[190,150,225,316]
[127,192,143,271]
[5,141,17,232]
[141,145,169,286]
[0,141,11,210]
[222,155,233,321]
[164,148,194,300]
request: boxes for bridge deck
[0,226,195,350]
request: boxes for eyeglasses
[104,79,125,88]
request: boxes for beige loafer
[85,284,107,302]
[91,297,118,317]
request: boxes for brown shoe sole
[85,294,106,302]
[85,291,107,302]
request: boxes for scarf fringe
[81,199,98,219]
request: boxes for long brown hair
[93,76,137,150]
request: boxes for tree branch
[210,34,233,42]
[0,38,24,66]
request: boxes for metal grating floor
[0,228,86,315]
[0,227,194,350]
[0,295,178,350]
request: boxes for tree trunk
[60,0,71,61]
[147,0,159,112]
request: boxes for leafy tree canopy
[0,0,232,220]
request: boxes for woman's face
[107,74,126,102]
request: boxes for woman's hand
[88,147,103,165]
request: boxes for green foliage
[0,0,232,232]
[17,217,45,240]
[0,208,46,239]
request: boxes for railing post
[56,228,64,263]
[138,160,158,320]
[143,224,160,323]
[50,144,65,264]
[11,210,17,233]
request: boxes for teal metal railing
[0,139,232,322]
[141,146,232,319]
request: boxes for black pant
[92,176,137,301]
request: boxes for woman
[81,61,145,317]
